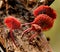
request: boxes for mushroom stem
[10,29,17,47]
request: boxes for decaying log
[0,0,55,52]
[0,20,52,52]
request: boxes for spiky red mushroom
[22,14,54,40]
[4,16,21,29]
[33,5,56,19]
[4,16,21,47]
[32,14,54,31]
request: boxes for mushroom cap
[33,5,56,19]
[4,16,21,29]
[32,14,54,31]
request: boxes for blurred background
[44,0,60,52]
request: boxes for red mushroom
[33,5,56,19]
[32,14,54,30]
[22,14,54,40]
[4,16,21,47]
